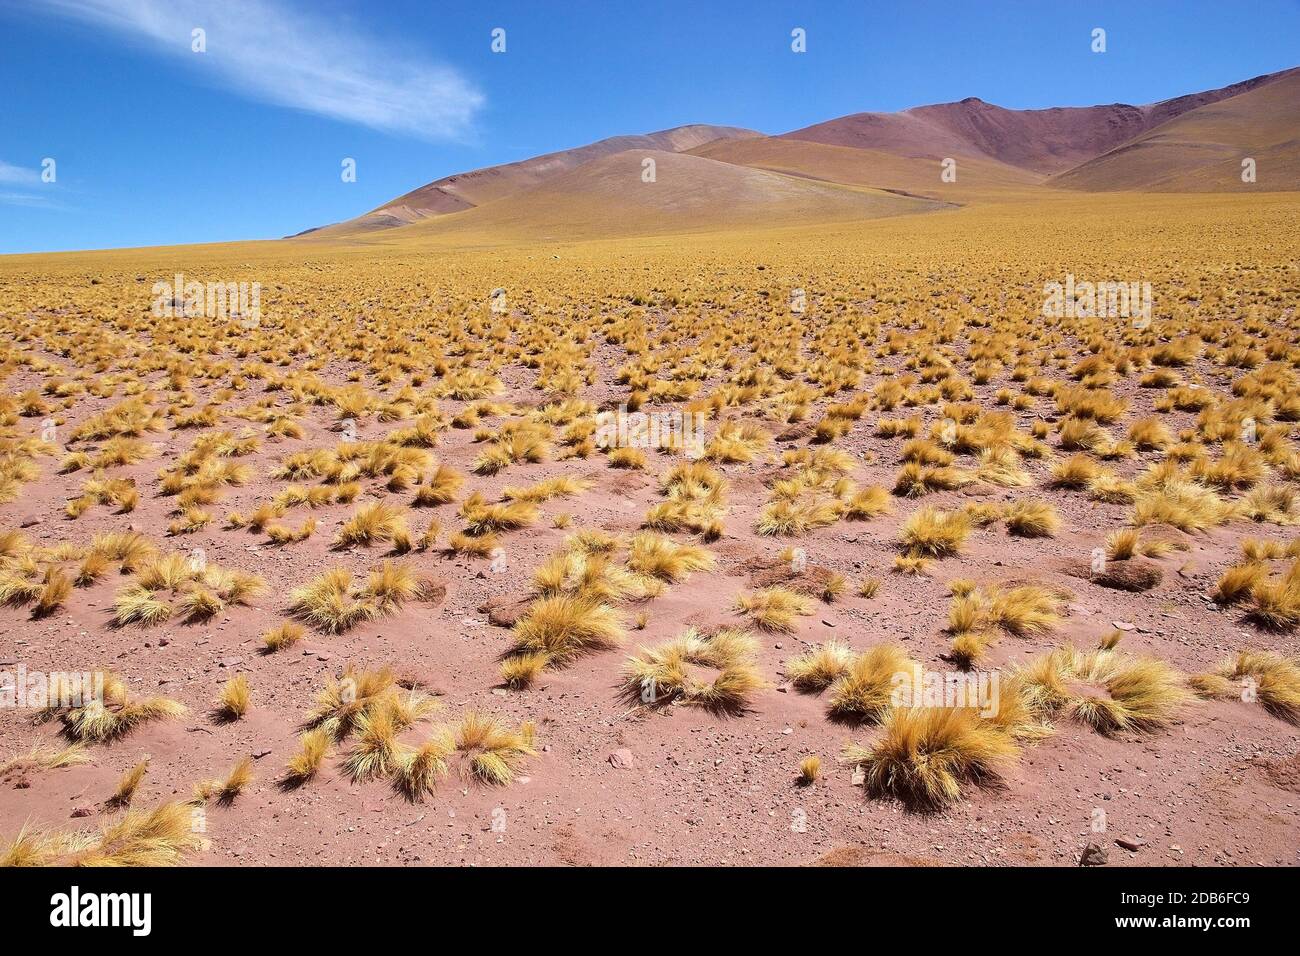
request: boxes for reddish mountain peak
[785,65,1299,175]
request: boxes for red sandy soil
[1,322,1297,867]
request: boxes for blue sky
[2,0,1297,254]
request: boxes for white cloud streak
[0,160,41,186]
[0,191,58,208]
[38,0,484,140]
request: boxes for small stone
[1116,837,1144,852]
[71,805,94,818]
[1080,842,1109,866]
[1112,621,1136,631]
[608,748,635,770]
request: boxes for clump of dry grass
[797,755,821,786]
[646,461,727,538]
[624,627,766,713]
[756,496,844,536]
[827,644,915,723]
[510,595,624,662]
[393,730,455,800]
[214,674,250,722]
[472,421,551,474]
[1003,499,1061,537]
[785,639,855,691]
[733,586,814,632]
[106,756,149,809]
[1190,650,1300,723]
[40,670,186,743]
[1240,485,1300,526]
[0,742,88,778]
[845,486,892,520]
[1105,528,1183,561]
[112,552,263,627]
[1244,560,1300,631]
[412,463,465,506]
[283,728,332,786]
[946,583,1065,667]
[334,500,410,549]
[532,542,658,603]
[1131,467,1235,532]
[1048,453,1101,490]
[893,462,975,497]
[500,651,551,690]
[892,554,931,575]
[342,705,405,782]
[458,491,538,535]
[452,712,537,785]
[195,757,253,806]
[1017,645,1190,735]
[1213,561,1270,605]
[843,706,1019,810]
[898,506,971,558]
[331,666,434,728]
[288,561,432,633]
[262,620,305,653]
[1,800,205,866]
[703,421,770,463]
[625,531,714,582]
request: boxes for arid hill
[303,65,1298,240]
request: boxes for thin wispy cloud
[0,191,59,208]
[0,160,57,207]
[0,160,41,186]
[38,0,485,140]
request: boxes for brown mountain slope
[688,135,1045,201]
[302,65,1298,241]
[324,125,761,235]
[1050,69,1300,191]
[372,149,947,242]
[782,67,1300,176]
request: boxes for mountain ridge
[299,65,1299,239]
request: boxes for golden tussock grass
[452,712,537,785]
[733,585,814,632]
[623,627,766,713]
[1018,645,1190,736]
[214,674,250,722]
[106,757,150,809]
[1191,650,1300,723]
[334,500,410,549]
[195,756,253,806]
[1003,499,1061,537]
[827,644,915,724]
[39,671,187,744]
[288,561,431,633]
[0,743,88,778]
[2,800,205,867]
[510,594,624,661]
[946,583,1064,667]
[797,755,821,786]
[261,620,305,653]
[843,706,1019,811]
[898,506,971,558]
